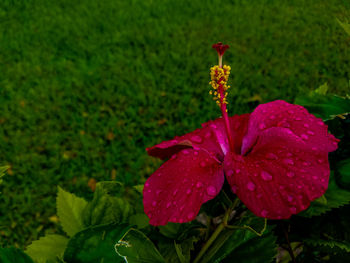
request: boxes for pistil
[210,43,235,152]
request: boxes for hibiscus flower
[143,43,339,226]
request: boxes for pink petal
[143,148,224,225]
[241,100,339,155]
[147,114,250,161]
[224,127,336,219]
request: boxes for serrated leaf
[0,247,34,263]
[336,158,350,189]
[64,223,130,263]
[305,238,350,253]
[25,234,68,263]
[115,228,165,263]
[300,172,350,217]
[295,86,350,121]
[83,181,140,227]
[57,186,88,237]
[0,166,9,187]
[222,230,277,263]
[174,237,198,263]
[128,213,149,229]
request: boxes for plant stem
[193,199,239,263]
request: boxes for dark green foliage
[63,223,130,263]
[0,247,34,263]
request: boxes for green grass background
[0,0,349,248]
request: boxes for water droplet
[287,172,295,178]
[166,202,171,208]
[279,185,285,190]
[183,150,190,155]
[317,159,324,164]
[145,182,150,187]
[301,134,309,140]
[269,115,276,120]
[247,181,256,191]
[173,189,178,196]
[234,122,241,130]
[152,201,157,207]
[303,123,310,128]
[300,169,307,173]
[187,212,195,220]
[226,170,234,177]
[147,189,151,193]
[261,210,268,217]
[196,182,203,188]
[156,190,162,195]
[295,117,302,121]
[288,110,294,114]
[317,121,324,126]
[191,135,203,143]
[266,153,278,160]
[312,147,318,151]
[259,123,266,130]
[205,132,211,138]
[312,175,318,180]
[231,185,238,193]
[206,186,216,196]
[298,195,303,199]
[261,171,273,181]
[289,207,297,213]
[307,130,315,136]
[210,124,217,129]
[303,161,310,166]
[287,195,293,202]
[235,168,241,174]
[297,185,302,190]
[194,151,199,156]
[186,189,192,195]
[286,152,293,157]
[257,193,262,199]
[180,205,185,211]
[171,154,177,160]
[200,161,206,168]
[172,201,177,205]
[283,158,294,165]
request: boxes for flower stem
[193,198,239,263]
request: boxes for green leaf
[0,247,34,263]
[83,181,138,226]
[304,238,350,253]
[25,234,68,263]
[115,228,166,263]
[295,85,350,121]
[222,230,277,263]
[64,223,130,263]
[128,213,149,229]
[337,18,350,36]
[300,172,350,217]
[57,186,88,237]
[336,158,350,189]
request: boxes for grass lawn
[0,0,349,248]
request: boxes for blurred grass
[0,0,349,248]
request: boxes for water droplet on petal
[266,153,278,160]
[226,170,234,177]
[235,168,241,174]
[287,172,295,178]
[145,182,150,187]
[303,123,310,128]
[200,161,206,168]
[183,150,190,155]
[186,189,192,194]
[171,154,177,160]
[257,193,262,199]
[259,123,266,130]
[261,210,268,217]
[303,161,310,166]
[312,147,318,151]
[317,121,324,126]
[295,117,302,121]
[210,124,217,129]
[187,212,195,220]
[173,189,178,196]
[231,185,238,193]
[166,202,171,208]
[196,182,203,188]
[261,171,273,181]
[205,132,211,138]
[269,115,276,120]
[283,158,294,165]
[312,175,318,180]
[287,195,293,202]
[286,152,293,157]
[297,185,302,190]
[194,151,199,156]
[247,181,256,191]
[152,201,157,207]
[191,135,203,143]
[301,134,309,140]
[279,185,285,190]
[307,130,315,136]
[156,190,162,195]
[290,207,297,213]
[180,205,185,211]
[317,159,324,164]
[288,110,294,114]
[206,186,216,196]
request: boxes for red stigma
[212,42,229,56]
